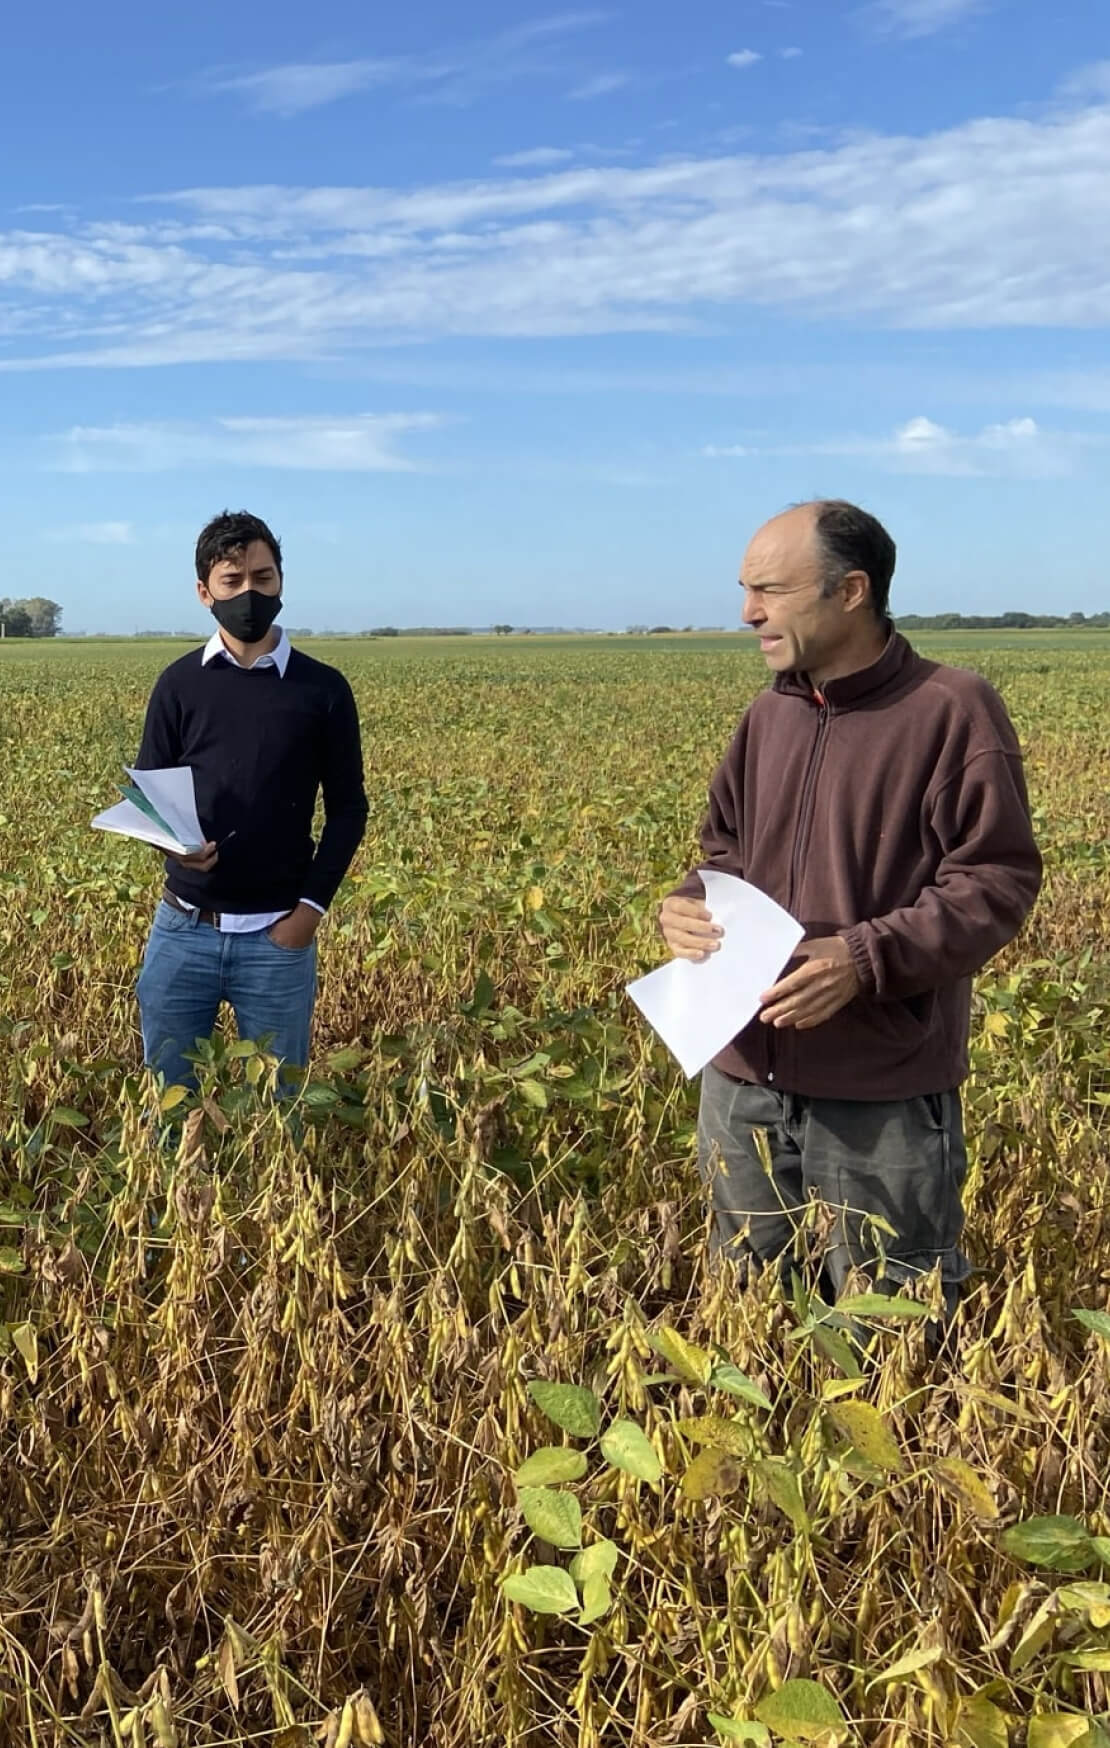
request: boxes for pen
[216,830,237,848]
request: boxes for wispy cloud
[1059,61,1110,104]
[780,47,803,59]
[727,50,762,69]
[867,0,987,39]
[493,146,576,168]
[47,415,445,473]
[205,60,411,118]
[199,13,611,116]
[46,520,137,544]
[568,72,629,99]
[704,415,1087,476]
[3,82,1110,369]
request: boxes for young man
[134,510,368,1089]
[659,500,1042,1312]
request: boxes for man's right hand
[168,841,219,873]
[659,894,723,962]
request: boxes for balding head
[739,499,895,686]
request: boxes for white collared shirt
[176,628,324,933]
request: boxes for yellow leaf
[984,1011,1009,1037]
[525,886,544,912]
[681,1448,742,1500]
[956,1693,1010,1748]
[1056,1582,1110,1628]
[935,1457,1000,1520]
[826,1401,904,1474]
[651,1325,713,1384]
[12,1322,38,1384]
[1027,1715,1095,1748]
[675,1415,750,1456]
[159,1083,189,1114]
[217,1635,240,1712]
[866,1645,945,1691]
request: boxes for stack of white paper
[626,870,804,1078]
[92,766,205,857]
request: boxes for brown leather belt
[162,888,221,928]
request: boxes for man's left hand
[760,936,860,1030]
[267,903,323,950]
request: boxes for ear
[840,569,872,614]
[196,579,212,608]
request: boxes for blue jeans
[137,900,317,1089]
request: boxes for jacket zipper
[787,694,831,914]
[768,693,830,1084]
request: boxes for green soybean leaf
[578,1573,611,1626]
[526,1381,601,1439]
[600,1419,661,1483]
[754,1679,847,1742]
[514,1447,589,1486]
[569,1540,619,1585]
[1000,1516,1095,1572]
[519,1487,582,1548]
[753,1459,810,1534]
[1073,1308,1110,1342]
[501,1565,579,1615]
[709,1362,773,1411]
[709,1718,772,1745]
[49,1106,88,1128]
[835,1292,930,1320]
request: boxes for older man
[660,500,1041,1311]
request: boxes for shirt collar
[202,626,291,676]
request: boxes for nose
[741,588,764,627]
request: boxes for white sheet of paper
[91,766,205,856]
[626,870,805,1078]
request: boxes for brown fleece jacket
[669,632,1042,1099]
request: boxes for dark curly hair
[195,510,283,584]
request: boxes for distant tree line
[896,611,1110,629]
[0,597,62,638]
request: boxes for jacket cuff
[841,924,878,996]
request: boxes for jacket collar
[773,626,914,710]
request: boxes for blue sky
[2,0,1109,632]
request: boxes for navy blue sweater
[136,647,368,914]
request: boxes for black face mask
[210,589,282,644]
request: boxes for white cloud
[868,0,986,38]
[47,415,445,473]
[704,414,1085,477]
[494,146,576,167]
[4,83,1110,367]
[780,47,803,59]
[727,50,762,69]
[568,72,629,99]
[46,520,137,544]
